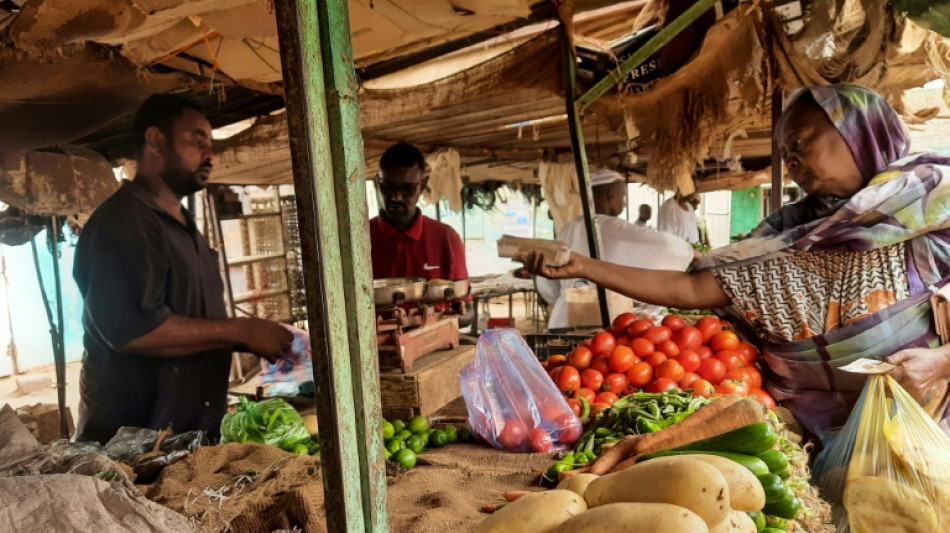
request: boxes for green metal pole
[273,2,377,532]
[576,0,719,112]
[560,23,610,328]
[315,0,389,530]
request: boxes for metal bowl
[373,277,426,307]
[424,279,471,302]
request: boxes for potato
[556,473,599,497]
[709,511,756,533]
[473,489,587,533]
[302,414,319,437]
[552,502,708,533]
[844,476,936,533]
[584,456,730,528]
[678,454,764,512]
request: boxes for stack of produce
[481,394,824,532]
[382,416,473,470]
[542,314,775,415]
[220,397,320,455]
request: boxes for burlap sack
[147,442,326,533]
[0,404,192,532]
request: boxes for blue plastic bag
[460,329,582,453]
[260,324,312,385]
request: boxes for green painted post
[576,0,719,112]
[560,23,610,327]
[315,0,389,531]
[273,2,375,532]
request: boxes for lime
[408,416,429,435]
[385,439,401,455]
[393,448,417,469]
[417,431,430,447]
[384,449,392,461]
[458,426,474,443]
[382,420,395,440]
[429,429,449,448]
[395,429,412,442]
[406,435,425,453]
[391,419,405,433]
[443,425,458,443]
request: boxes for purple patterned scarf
[699,84,950,293]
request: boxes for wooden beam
[576,0,719,112]
[561,21,610,327]
[273,1,386,531]
[315,0,389,530]
[770,87,784,213]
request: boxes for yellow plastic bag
[815,374,950,532]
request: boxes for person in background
[534,169,694,329]
[369,142,473,326]
[635,203,652,226]
[657,191,700,244]
[73,94,292,444]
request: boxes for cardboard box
[16,403,74,444]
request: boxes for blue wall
[0,229,84,375]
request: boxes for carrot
[607,455,639,474]
[481,504,503,513]
[633,393,742,455]
[557,466,590,482]
[588,435,642,475]
[503,490,531,502]
[635,396,764,456]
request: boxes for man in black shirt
[73,94,293,443]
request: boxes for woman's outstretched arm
[518,251,730,310]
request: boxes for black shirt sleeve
[77,205,173,350]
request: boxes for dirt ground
[147,440,553,533]
[387,444,552,532]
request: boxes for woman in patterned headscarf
[521,84,950,445]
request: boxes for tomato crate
[379,344,476,421]
[524,331,598,362]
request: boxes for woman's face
[778,100,864,198]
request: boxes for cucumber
[761,528,787,533]
[763,488,802,519]
[639,450,770,476]
[670,422,778,455]
[776,467,791,480]
[757,449,789,473]
[747,511,766,531]
[757,474,786,503]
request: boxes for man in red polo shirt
[370,142,473,326]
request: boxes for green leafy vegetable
[220,396,319,453]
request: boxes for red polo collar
[377,212,425,241]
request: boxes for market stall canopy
[0,0,614,160]
[2,0,950,194]
[0,145,118,216]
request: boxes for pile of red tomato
[542,313,777,417]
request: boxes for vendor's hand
[515,251,587,280]
[886,347,950,404]
[238,318,293,363]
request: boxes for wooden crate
[380,344,475,421]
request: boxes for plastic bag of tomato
[540,313,777,414]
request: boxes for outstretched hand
[515,251,588,280]
[886,347,950,405]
